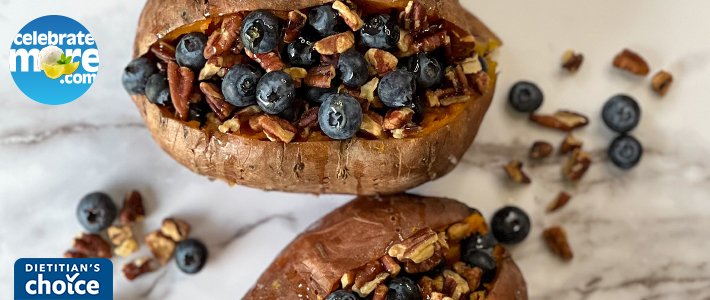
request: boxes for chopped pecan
[245,48,283,72]
[122,257,157,281]
[255,115,297,143]
[249,114,264,132]
[372,284,388,300]
[200,82,235,121]
[321,53,340,66]
[297,106,320,129]
[544,226,573,261]
[470,291,486,300]
[120,190,145,225]
[353,260,384,289]
[419,276,443,298]
[442,270,470,300]
[108,225,133,246]
[447,33,476,63]
[146,231,176,265]
[445,65,473,96]
[314,31,355,55]
[563,148,591,182]
[446,222,470,241]
[73,233,111,259]
[365,49,398,77]
[388,228,439,263]
[150,40,176,62]
[304,65,337,88]
[397,29,414,53]
[353,272,390,297]
[341,271,355,290]
[430,292,454,300]
[652,70,673,96]
[383,107,414,130]
[283,10,308,43]
[115,238,139,258]
[530,110,589,131]
[424,90,440,107]
[199,53,250,80]
[439,95,469,106]
[283,67,308,88]
[333,1,363,31]
[63,251,88,259]
[560,134,583,154]
[613,48,649,75]
[530,141,553,158]
[167,61,194,120]
[400,0,427,31]
[413,31,450,53]
[380,255,402,277]
[219,105,262,133]
[504,159,531,184]
[460,54,483,74]
[360,112,387,140]
[402,233,446,273]
[547,192,571,213]
[469,71,490,94]
[204,14,243,59]
[161,218,191,242]
[562,50,584,73]
[452,262,482,291]
[360,78,383,108]
[391,124,422,139]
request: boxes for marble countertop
[1,0,709,299]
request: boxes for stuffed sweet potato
[124,0,501,194]
[243,194,526,300]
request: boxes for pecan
[372,284,388,300]
[563,148,591,182]
[333,1,363,31]
[245,48,283,72]
[360,112,387,139]
[400,0,427,31]
[321,53,340,66]
[219,105,262,133]
[413,31,449,53]
[391,124,422,139]
[304,65,337,88]
[380,255,402,277]
[161,218,191,242]
[504,159,531,184]
[652,70,673,96]
[445,65,473,96]
[613,48,649,75]
[353,260,384,289]
[341,271,355,290]
[469,71,490,94]
[544,226,573,261]
[460,54,483,74]
[353,272,389,297]
[402,245,444,273]
[200,82,235,121]
[547,192,571,213]
[73,233,111,259]
[297,106,320,129]
[452,262,482,291]
[430,292,454,300]
[146,231,176,265]
[314,31,355,55]
[448,33,477,63]
[122,257,157,281]
[419,276,443,298]
[360,78,383,108]
[530,110,589,131]
[114,238,139,258]
[167,61,194,120]
[529,141,553,158]
[442,270,470,300]
[446,222,470,241]
[470,291,486,300]
[365,49,398,77]
[562,50,584,73]
[204,14,243,59]
[397,29,414,53]
[108,225,133,246]
[249,114,264,132]
[255,115,297,143]
[120,190,145,225]
[150,40,176,62]
[283,67,308,88]
[63,251,88,259]
[560,133,583,154]
[388,228,439,263]
[439,95,470,106]
[424,90,441,107]
[283,10,308,43]
[383,107,414,130]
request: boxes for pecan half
[388,228,439,263]
[613,48,649,75]
[219,105,262,133]
[563,148,591,182]
[383,107,414,130]
[333,1,363,31]
[562,50,584,73]
[304,65,337,88]
[360,112,387,140]
[391,124,422,139]
[245,48,283,72]
[255,115,297,143]
[544,226,573,261]
[63,251,88,259]
[442,270,470,300]
[652,70,673,96]
[547,192,571,213]
[122,257,157,281]
[120,190,145,225]
[372,284,389,300]
[150,40,176,62]
[400,0,427,31]
[402,237,446,274]
[365,49,398,77]
[161,218,191,242]
[380,255,402,277]
[204,14,243,59]
[529,141,553,158]
[560,133,583,154]
[504,159,531,184]
[283,67,308,88]
[167,61,194,120]
[146,231,176,265]
[314,31,355,55]
[530,110,589,131]
[283,10,308,43]
[200,82,235,121]
[73,233,111,259]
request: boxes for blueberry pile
[602,94,643,169]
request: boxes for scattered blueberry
[491,206,531,245]
[318,94,363,140]
[325,290,359,300]
[360,14,400,49]
[256,70,296,114]
[174,239,208,274]
[387,277,422,300]
[479,55,489,73]
[302,86,339,103]
[309,5,342,37]
[337,50,369,87]
[176,32,208,71]
[508,81,543,113]
[378,70,416,107]
[286,36,319,67]
[609,135,643,169]
[76,192,117,233]
[145,73,170,105]
[122,57,158,95]
[602,94,641,133]
[222,64,263,107]
[241,10,282,54]
[461,248,497,283]
[404,52,443,89]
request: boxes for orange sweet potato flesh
[242,194,527,300]
[130,0,501,194]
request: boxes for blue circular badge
[9,15,99,105]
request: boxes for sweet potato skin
[131,0,500,194]
[241,194,527,300]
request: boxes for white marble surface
[1,0,710,299]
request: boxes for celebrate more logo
[14,258,113,300]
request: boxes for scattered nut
[341,271,355,290]
[150,40,176,62]
[442,270,470,300]
[245,48,284,72]
[562,50,584,73]
[504,159,531,184]
[379,255,402,277]
[371,284,388,300]
[108,225,133,246]
[283,10,308,43]
[365,49,398,77]
[446,222,470,241]
[120,190,145,225]
[560,134,583,154]
[283,67,308,87]
[529,141,553,158]
[360,112,387,140]
[402,246,444,273]
[167,61,194,121]
[333,1,363,31]
[544,226,573,261]
[63,251,88,259]
[388,228,439,263]
[114,238,139,258]
[530,110,589,131]
[383,107,415,130]
[200,82,236,121]
[218,105,262,133]
[652,70,673,96]
[314,31,355,55]
[613,48,650,75]
[204,14,243,59]
[447,33,477,63]
[122,257,157,281]
[161,218,191,242]
[255,115,298,143]
[547,192,571,213]
[563,148,591,182]
[199,53,250,80]
[73,233,111,259]
[304,65,337,88]
[145,231,176,265]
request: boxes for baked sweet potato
[127,0,501,194]
[243,194,526,300]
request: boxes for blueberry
[145,73,170,105]
[318,94,362,140]
[479,55,489,73]
[461,249,497,283]
[407,95,426,123]
[337,50,369,87]
[286,36,319,67]
[609,135,643,169]
[174,239,208,274]
[222,64,263,107]
[360,14,400,49]
[326,290,359,300]
[241,10,282,54]
[176,33,208,71]
[308,5,342,37]
[461,232,498,253]
[508,81,543,113]
[188,101,210,125]
[602,94,641,133]
[122,57,157,95]
[256,70,296,114]
[316,93,337,104]
[404,53,443,89]
[378,70,416,107]
[302,86,339,103]
[491,206,531,245]
[76,192,117,233]
[387,277,421,300]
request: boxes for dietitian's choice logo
[9,15,99,105]
[14,258,113,300]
